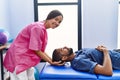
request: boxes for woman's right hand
[50,61,66,66]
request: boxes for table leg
[0,50,4,80]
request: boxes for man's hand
[96,45,108,53]
[94,45,113,76]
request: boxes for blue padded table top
[39,62,97,80]
[98,70,120,80]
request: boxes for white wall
[118,4,120,48]
[0,0,34,39]
[0,0,9,31]
[82,0,118,49]
[8,0,34,39]
[0,0,119,49]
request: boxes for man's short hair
[52,49,62,62]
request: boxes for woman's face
[46,15,63,29]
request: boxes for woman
[3,10,64,80]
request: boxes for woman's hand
[51,61,66,66]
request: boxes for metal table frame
[0,45,7,80]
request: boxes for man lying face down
[52,45,120,76]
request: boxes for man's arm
[94,45,113,76]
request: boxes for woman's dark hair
[52,49,62,62]
[46,10,63,20]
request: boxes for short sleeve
[29,26,44,50]
[71,55,97,73]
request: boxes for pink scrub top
[3,21,48,74]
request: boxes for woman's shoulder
[27,21,45,30]
[31,21,44,26]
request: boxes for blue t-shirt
[70,48,120,74]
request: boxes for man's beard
[68,48,73,55]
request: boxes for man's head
[52,47,74,63]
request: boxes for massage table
[35,62,120,80]
[97,70,120,80]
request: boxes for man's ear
[61,56,68,61]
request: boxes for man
[52,45,120,76]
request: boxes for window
[34,0,81,57]
[38,0,78,3]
